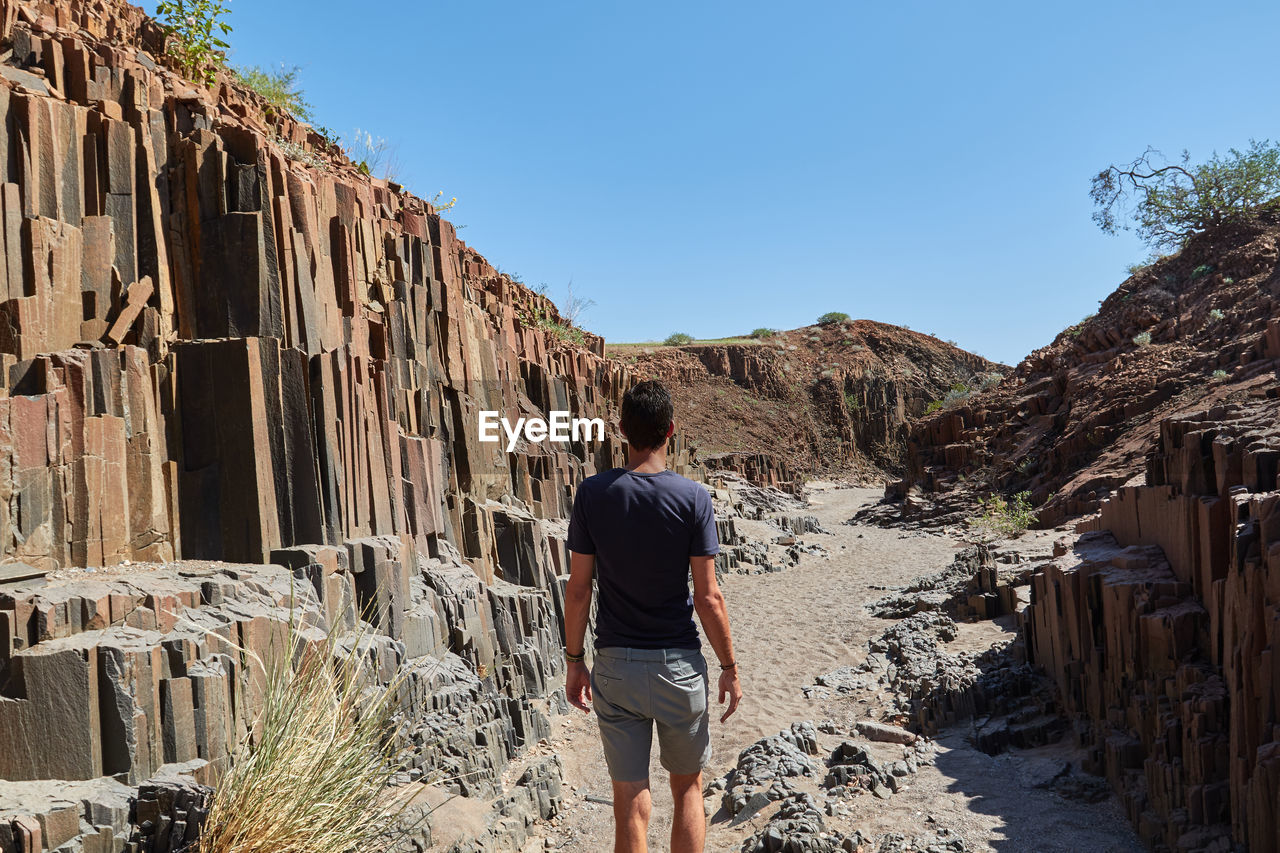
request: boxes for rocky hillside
[614,321,1003,486]
[896,219,1280,525]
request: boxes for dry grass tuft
[197,623,416,853]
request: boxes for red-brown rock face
[0,0,714,578]
[618,320,1002,484]
[900,221,1280,524]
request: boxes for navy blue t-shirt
[566,468,720,650]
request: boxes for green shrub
[817,312,850,325]
[924,382,972,415]
[236,65,312,120]
[1133,331,1152,347]
[520,302,585,346]
[979,373,1004,391]
[1208,308,1225,323]
[155,0,232,85]
[968,491,1038,540]
[750,328,777,338]
[1212,369,1229,380]
[943,382,971,407]
[1092,140,1280,250]
[664,332,694,346]
[548,323,585,345]
[1191,264,1214,280]
[844,391,861,412]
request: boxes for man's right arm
[564,550,595,713]
[691,555,742,722]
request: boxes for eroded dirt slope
[613,322,1003,486]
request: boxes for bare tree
[562,278,595,327]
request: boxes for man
[563,379,743,853]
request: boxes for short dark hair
[621,380,673,451]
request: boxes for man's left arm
[564,550,595,713]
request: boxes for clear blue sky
[222,1,1277,366]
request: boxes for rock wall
[0,545,566,850]
[0,0,718,578]
[0,0,700,849]
[701,451,804,495]
[1023,399,1280,851]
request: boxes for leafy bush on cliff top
[664,332,694,346]
[817,312,850,325]
[156,0,232,85]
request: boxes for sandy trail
[534,485,1142,852]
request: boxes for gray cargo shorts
[591,647,711,782]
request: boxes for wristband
[565,650,585,663]
[720,661,737,670]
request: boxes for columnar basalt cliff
[618,321,1002,484]
[0,0,705,849]
[1024,398,1280,851]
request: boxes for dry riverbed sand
[525,484,1142,853]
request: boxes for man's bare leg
[669,771,705,853]
[612,779,652,853]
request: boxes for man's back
[567,468,719,650]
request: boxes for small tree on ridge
[1091,140,1280,250]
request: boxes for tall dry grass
[196,623,417,853]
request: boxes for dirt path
[534,485,1142,852]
